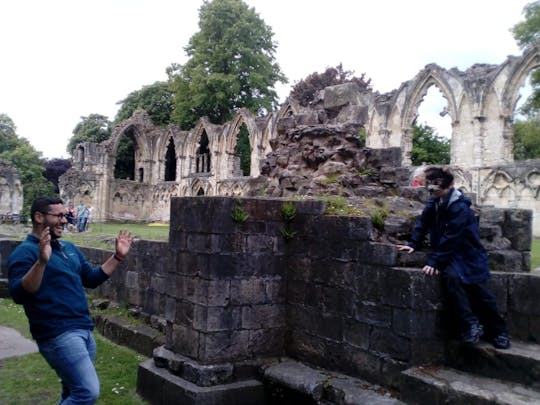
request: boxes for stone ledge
[263,359,404,404]
[93,313,166,358]
[400,366,540,404]
[153,345,276,387]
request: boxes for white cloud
[0,0,531,158]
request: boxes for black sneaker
[462,323,483,344]
[493,333,511,349]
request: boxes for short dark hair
[31,196,64,225]
[424,167,454,189]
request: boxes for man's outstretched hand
[114,229,133,260]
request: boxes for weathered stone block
[241,304,286,329]
[379,268,414,308]
[343,319,370,350]
[503,209,532,251]
[369,327,410,361]
[509,274,540,315]
[249,328,285,356]
[322,285,354,316]
[151,274,166,294]
[354,301,392,328]
[409,338,446,364]
[125,271,139,289]
[392,308,439,338]
[199,330,251,363]
[170,324,199,359]
[358,242,397,266]
[230,278,269,305]
[489,250,527,272]
[164,297,176,322]
[324,83,363,110]
[194,306,242,332]
[174,300,194,327]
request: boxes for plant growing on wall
[280,201,297,240]
[231,200,249,223]
[370,207,388,231]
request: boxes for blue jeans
[38,329,99,405]
[77,218,88,233]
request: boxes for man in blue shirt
[8,196,133,404]
[396,167,510,349]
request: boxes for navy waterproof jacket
[408,188,490,284]
[8,234,109,342]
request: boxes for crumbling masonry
[58,43,540,235]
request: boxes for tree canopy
[513,117,540,159]
[171,0,287,129]
[67,114,112,154]
[0,113,55,216]
[410,123,450,166]
[511,1,540,159]
[44,158,72,193]
[115,81,175,126]
[512,1,540,49]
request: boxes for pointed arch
[402,65,460,130]
[164,136,177,181]
[501,43,540,117]
[224,110,257,177]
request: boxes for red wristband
[113,254,124,262]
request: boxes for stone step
[400,366,540,405]
[137,358,265,405]
[263,359,405,404]
[446,339,540,389]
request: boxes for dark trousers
[442,269,507,338]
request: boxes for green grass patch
[0,298,149,404]
[532,238,540,270]
[64,223,169,249]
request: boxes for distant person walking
[76,203,89,233]
[8,196,133,404]
[396,167,510,349]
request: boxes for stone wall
[0,160,23,216]
[1,197,533,390]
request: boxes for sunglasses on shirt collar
[425,184,442,193]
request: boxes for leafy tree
[410,123,450,166]
[513,116,540,159]
[172,0,287,129]
[290,64,372,107]
[512,1,540,48]
[67,114,112,154]
[235,125,251,176]
[114,135,135,180]
[512,1,540,115]
[115,81,175,126]
[0,114,19,151]
[44,158,72,193]
[0,114,55,216]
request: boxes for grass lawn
[0,298,149,405]
[532,238,540,270]
[0,222,169,250]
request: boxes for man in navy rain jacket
[396,167,510,349]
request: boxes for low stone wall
[0,197,536,391]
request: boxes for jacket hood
[444,188,471,208]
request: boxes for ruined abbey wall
[58,42,540,234]
[0,160,23,217]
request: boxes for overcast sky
[0,0,532,159]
